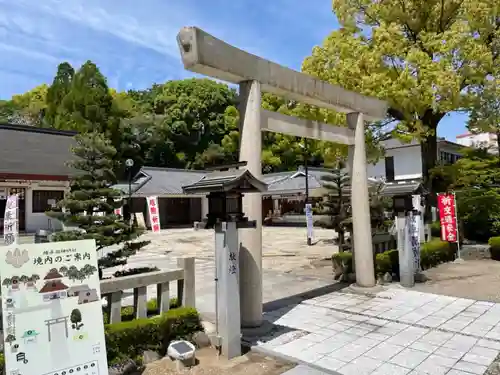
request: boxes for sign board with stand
[0,239,108,375]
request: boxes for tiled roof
[132,167,208,196]
[123,166,335,197]
[0,123,76,178]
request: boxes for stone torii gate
[177,27,389,328]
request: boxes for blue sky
[0,0,466,140]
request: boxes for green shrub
[105,307,202,365]
[375,252,392,276]
[420,239,455,269]
[385,250,399,277]
[332,251,353,274]
[488,236,500,261]
[333,240,454,281]
[0,352,3,372]
[430,221,441,238]
[103,298,180,324]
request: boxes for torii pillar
[177,26,388,327]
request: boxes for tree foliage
[47,132,150,276]
[467,78,500,154]
[302,0,500,195]
[320,163,351,249]
[430,147,500,241]
[0,85,48,125]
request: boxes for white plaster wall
[456,133,497,150]
[367,144,423,181]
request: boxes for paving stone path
[100,236,335,319]
[253,286,500,375]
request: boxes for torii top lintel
[176,27,388,122]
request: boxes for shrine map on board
[0,240,108,375]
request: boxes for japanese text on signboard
[147,196,161,233]
[437,193,458,243]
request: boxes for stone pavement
[100,239,336,320]
[252,286,500,375]
[281,364,335,375]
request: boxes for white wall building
[456,132,498,153]
[367,137,464,182]
[0,124,75,233]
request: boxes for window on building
[385,156,395,182]
[32,190,65,213]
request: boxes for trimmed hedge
[488,236,500,261]
[430,221,441,238]
[105,307,203,365]
[102,297,180,324]
[332,239,455,279]
[0,303,200,371]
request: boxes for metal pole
[304,139,312,246]
[453,191,461,259]
[128,167,133,229]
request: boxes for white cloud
[8,0,185,59]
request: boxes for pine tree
[47,132,150,278]
[54,60,114,133]
[45,62,75,126]
[320,164,351,250]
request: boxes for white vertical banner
[305,203,313,242]
[411,195,421,272]
[3,194,19,246]
[146,196,161,233]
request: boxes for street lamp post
[300,139,312,246]
[125,158,134,229]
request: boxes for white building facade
[456,132,498,153]
[367,137,464,182]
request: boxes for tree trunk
[496,131,500,158]
[338,229,345,251]
[420,111,445,223]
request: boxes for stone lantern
[182,161,267,360]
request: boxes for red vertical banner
[147,196,161,233]
[437,193,458,243]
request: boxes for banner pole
[453,191,461,259]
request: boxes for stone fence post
[177,257,196,308]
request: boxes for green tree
[47,132,150,278]
[320,163,351,249]
[45,62,75,126]
[70,308,84,330]
[54,61,114,133]
[131,78,239,169]
[303,0,499,197]
[431,147,500,241]
[0,85,48,125]
[468,79,500,155]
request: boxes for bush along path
[0,303,205,375]
[332,239,456,282]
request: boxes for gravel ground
[142,348,295,375]
[414,259,500,302]
[138,227,338,275]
